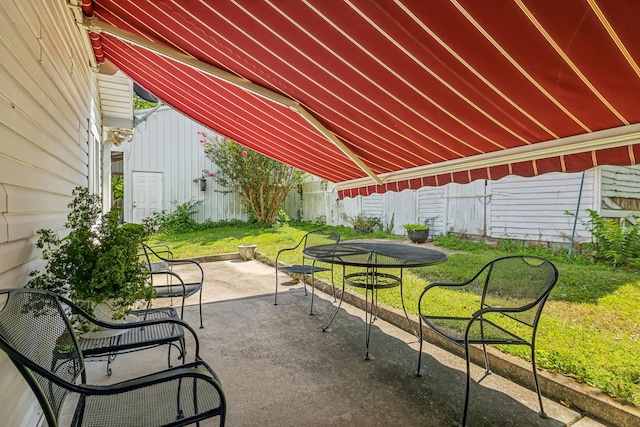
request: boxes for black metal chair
[0,288,225,427]
[78,305,186,377]
[142,244,205,328]
[274,229,340,313]
[416,255,558,427]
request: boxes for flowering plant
[198,131,307,224]
[193,169,214,183]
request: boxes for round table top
[303,240,448,268]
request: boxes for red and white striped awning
[80,0,640,198]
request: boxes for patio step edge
[257,255,639,427]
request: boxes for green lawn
[150,222,640,405]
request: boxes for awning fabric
[81,1,640,199]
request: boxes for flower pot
[407,228,429,244]
[238,244,257,260]
[80,300,135,339]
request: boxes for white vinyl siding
[333,170,600,244]
[0,0,100,424]
[120,107,247,224]
[489,172,595,243]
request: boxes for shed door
[132,172,162,223]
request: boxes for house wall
[119,107,249,224]
[0,0,100,424]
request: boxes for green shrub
[200,132,307,224]
[149,199,212,234]
[28,187,155,321]
[566,209,640,267]
[340,212,383,233]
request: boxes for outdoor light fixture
[107,128,134,146]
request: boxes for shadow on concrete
[77,260,596,427]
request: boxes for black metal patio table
[303,240,447,359]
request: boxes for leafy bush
[148,199,214,234]
[340,212,383,233]
[28,187,155,320]
[566,209,640,267]
[199,132,307,224]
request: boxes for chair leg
[331,265,337,302]
[198,288,204,329]
[309,271,316,315]
[416,317,424,377]
[302,272,308,296]
[531,345,547,418]
[481,343,491,375]
[274,269,279,305]
[479,320,491,375]
[461,341,471,427]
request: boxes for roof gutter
[82,17,382,184]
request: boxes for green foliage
[313,215,327,227]
[148,199,215,235]
[276,209,291,225]
[28,187,155,320]
[133,93,158,110]
[385,212,395,234]
[432,232,488,251]
[402,223,429,230]
[111,176,124,202]
[566,209,640,267]
[339,212,383,233]
[199,132,307,224]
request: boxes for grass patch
[150,223,640,404]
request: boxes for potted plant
[403,223,430,243]
[27,187,156,328]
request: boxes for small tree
[199,132,307,224]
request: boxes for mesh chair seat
[279,264,330,275]
[423,316,531,345]
[74,362,223,427]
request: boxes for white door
[132,172,163,223]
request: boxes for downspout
[568,171,586,258]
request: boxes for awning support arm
[82,17,382,184]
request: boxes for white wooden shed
[115,106,246,224]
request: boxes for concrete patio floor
[75,258,612,427]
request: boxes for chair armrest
[417,280,477,316]
[149,270,187,295]
[81,361,223,396]
[146,248,204,284]
[276,243,303,261]
[62,296,204,359]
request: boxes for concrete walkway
[81,258,615,427]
